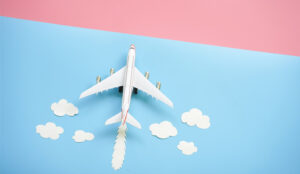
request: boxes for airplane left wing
[80,67,125,99]
[133,67,174,108]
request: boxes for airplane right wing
[80,67,125,99]
[133,67,174,108]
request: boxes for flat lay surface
[1,16,300,174]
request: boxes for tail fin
[105,112,142,129]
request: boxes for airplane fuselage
[121,45,136,125]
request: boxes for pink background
[1,0,299,56]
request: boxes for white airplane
[79,44,173,129]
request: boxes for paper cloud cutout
[51,99,78,116]
[177,141,197,155]
[72,130,95,142]
[181,108,211,129]
[149,121,177,139]
[36,122,64,140]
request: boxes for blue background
[1,16,300,174]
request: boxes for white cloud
[36,122,64,140]
[181,108,211,129]
[149,121,177,139]
[51,99,78,116]
[72,130,95,143]
[177,141,197,155]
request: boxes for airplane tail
[105,112,142,129]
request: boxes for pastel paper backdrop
[1,17,300,174]
[1,0,299,56]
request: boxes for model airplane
[79,44,173,129]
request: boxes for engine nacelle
[96,76,101,83]
[145,72,149,79]
[110,68,114,75]
[156,82,161,90]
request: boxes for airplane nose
[130,44,135,49]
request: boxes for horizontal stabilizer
[105,112,141,129]
[105,112,122,125]
[126,113,142,129]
